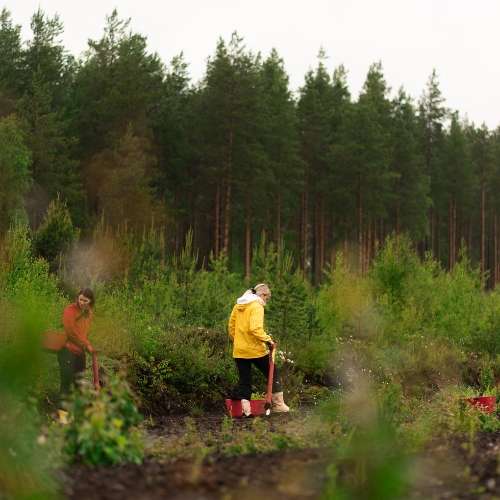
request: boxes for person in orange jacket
[57,287,96,423]
[228,283,289,417]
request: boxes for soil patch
[61,407,331,500]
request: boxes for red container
[226,344,275,418]
[226,399,268,418]
[41,329,66,353]
[465,396,497,414]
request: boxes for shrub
[371,233,419,311]
[0,396,60,498]
[32,195,80,273]
[61,374,144,466]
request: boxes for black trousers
[235,354,282,401]
[57,346,86,410]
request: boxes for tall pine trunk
[222,124,233,258]
[481,179,485,275]
[277,177,281,264]
[436,212,441,265]
[491,214,498,288]
[302,167,308,280]
[245,210,251,283]
[214,182,220,258]
[357,172,363,275]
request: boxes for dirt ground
[59,408,500,500]
[60,409,331,500]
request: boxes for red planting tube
[266,343,275,406]
[92,352,100,392]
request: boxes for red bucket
[465,396,497,414]
[225,399,269,418]
[42,329,66,353]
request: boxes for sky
[4,0,500,130]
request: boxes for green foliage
[323,424,410,500]
[61,374,144,466]
[87,126,158,234]
[251,235,313,342]
[131,324,237,411]
[32,194,80,271]
[370,233,419,310]
[0,227,65,497]
[317,252,376,340]
[0,114,31,232]
[0,396,60,498]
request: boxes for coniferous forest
[6,7,500,499]
[1,7,500,285]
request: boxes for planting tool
[92,351,100,392]
[226,342,276,418]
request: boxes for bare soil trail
[61,409,330,500]
[59,409,500,500]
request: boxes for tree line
[1,8,499,285]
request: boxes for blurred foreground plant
[0,394,60,499]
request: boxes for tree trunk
[396,178,401,252]
[214,182,220,258]
[302,169,308,280]
[277,177,281,264]
[222,125,233,258]
[481,180,485,275]
[344,226,349,268]
[491,214,498,288]
[468,214,472,262]
[320,197,326,281]
[358,173,363,275]
[436,212,441,265]
[245,211,251,284]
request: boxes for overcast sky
[5,0,500,130]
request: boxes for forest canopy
[1,7,499,285]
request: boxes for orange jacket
[62,302,93,355]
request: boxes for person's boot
[272,392,290,412]
[241,399,254,418]
[58,409,69,425]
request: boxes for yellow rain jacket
[228,295,272,358]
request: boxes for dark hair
[78,287,95,308]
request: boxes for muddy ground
[59,408,500,500]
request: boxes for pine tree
[32,195,80,272]
[489,126,500,285]
[442,112,472,270]
[297,49,334,281]
[86,125,157,233]
[153,53,192,255]
[327,64,354,266]
[417,69,449,259]
[260,48,302,266]
[17,9,80,229]
[348,62,395,274]
[70,10,164,159]
[17,71,80,228]
[20,9,74,108]
[0,115,31,232]
[197,33,266,262]
[0,9,23,116]
[390,88,430,242]
[468,122,494,277]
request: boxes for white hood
[236,292,266,307]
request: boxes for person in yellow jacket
[228,283,289,417]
